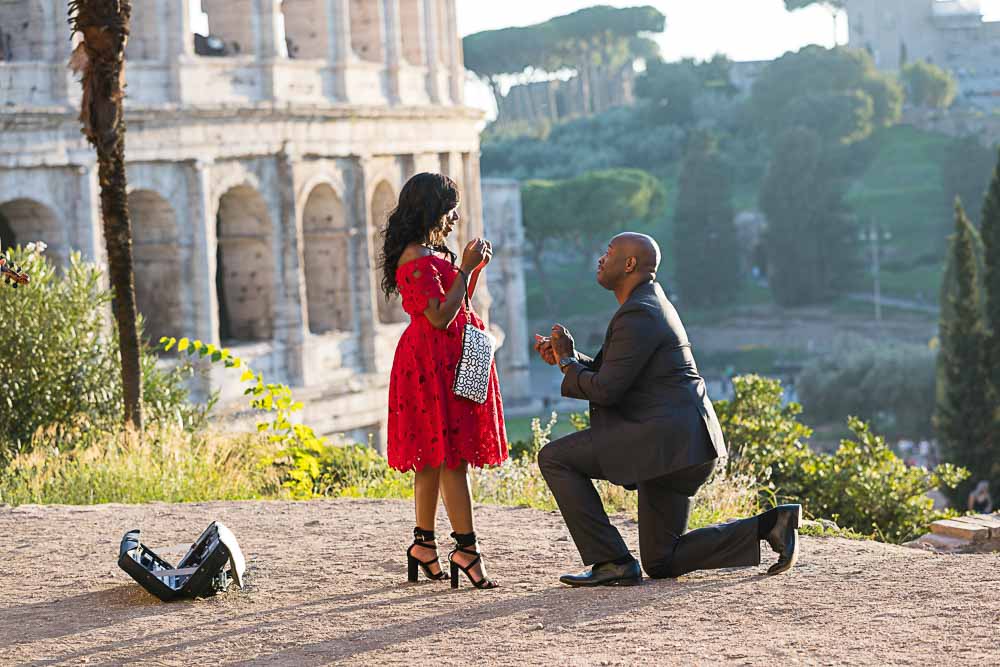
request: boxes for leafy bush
[901,61,957,109]
[797,339,938,439]
[806,418,967,543]
[0,247,208,460]
[0,425,276,505]
[717,374,967,543]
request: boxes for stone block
[930,518,990,542]
[954,513,1000,539]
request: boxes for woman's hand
[461,238,492,273]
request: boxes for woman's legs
[439,461,490,581]
[412,464,443,575]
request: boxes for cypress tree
[980,148,1000,395]
[673,132,741,306]
[936,200,993,500]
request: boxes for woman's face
[441,206,460,239]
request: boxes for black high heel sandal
[407,527,449,582]
[449,531,499,590]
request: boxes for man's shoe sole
[559,576,642,587]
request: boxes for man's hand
[534,334,558,365]
[550,324,576,361]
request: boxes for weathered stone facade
[844,0,1000,109]
[0,0,487,451]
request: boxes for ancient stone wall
[0,0,484,452]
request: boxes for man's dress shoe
[764,503,802,575]
[559,559,642,587]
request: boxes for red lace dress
[387,254,508,472]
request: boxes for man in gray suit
[535,232,801,586]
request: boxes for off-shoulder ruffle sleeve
[399,259,448,315]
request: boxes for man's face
[596,239,626,290]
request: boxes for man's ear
[625,256,637,273]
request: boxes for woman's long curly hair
[379,172,460,298]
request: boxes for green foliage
[797,340,937,439]
[804,418,967,543]
[463,6,665,116]
[759,127,859,305]
[941,136,995,229]
[901,61,957,109]
[981,148,1000,396]
[717,375,966,542]
[275,440,411,500]
[0,426,276,505]
[715,374,815,501]
[750,46,902,144]
[522,167,666,309]
[672,132,742,307]
[482,106,686,180]
[0,247,207,460]
[935,203,996,500]
[782,89,875,146]
[635,55,736,126]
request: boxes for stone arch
[370,180,406,324]
[302,183,352,333]
[0,0,48,61]
[125,1,162,61]
[130,190,183,344]
[281,0,329,59]
[399,0,426,65]
[350,0,383,63]
[0,198,67,268]
[216,185,275,342]
[201,0,256,55]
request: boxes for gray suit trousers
[538,428,761,577]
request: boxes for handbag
[452,292,496,404]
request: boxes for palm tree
[69,0,143,430]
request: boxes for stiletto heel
[448,531,499,590]
[406,527,449,582]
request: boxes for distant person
[380,173,506,590]
[968,481,993,514]
[533,232,801,587]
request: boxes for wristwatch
[558,356,575,370]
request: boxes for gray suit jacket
[560,281,726,487]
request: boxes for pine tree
[936,200,993,500]
[673,132,742,306]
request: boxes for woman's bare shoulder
[399,243,433,268]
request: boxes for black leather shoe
[762,504,802,575]
[559,558,642,587]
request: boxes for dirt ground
[1,498,998,666]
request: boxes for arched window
[371,181,406,324]
[131,190,183,343]
[216,186,275,341]
[0,198,67,268]
[302,184,352,333]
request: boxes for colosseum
[0,0,490,449]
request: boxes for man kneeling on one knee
[534,232,801,587]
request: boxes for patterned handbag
[452,293,496,404]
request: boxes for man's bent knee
[641,556,678,580]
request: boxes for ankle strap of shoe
[451,531,477,548]
[413,526,436,543]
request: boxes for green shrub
[717,374,967,542]
[901,61,957,109]
[0,247,208,460]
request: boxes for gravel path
[1,499,998,666]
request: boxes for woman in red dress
[379,172,508,589]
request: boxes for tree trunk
[488,77,504,125]
[70,0,143,431]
